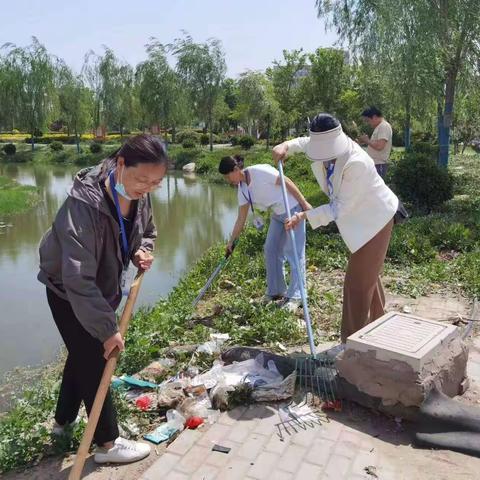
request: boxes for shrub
[239,135,255,150]
[49,141,64,151]
[230,136,239,146]
[176,130,199,144]
[90,142,103,154]
[392,130,405,147]
[200,134,209,145]
[3,143,16,155]
[410,142,439,158]
[182,138,196,149]
[173,149,201,169]
[391,151,454,213]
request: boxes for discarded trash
[138,358,176,382]
[185,416,204,429]
[279,403,314,424]
[251,371,296,402]
[112,375,158,389]
[321,399,342,412]
[157,382,186,411]
[364,465,379,478]
[135,395,153,411]
[193,354,283,390]
[180,384,212,418]
[196,333,230,355]
[144,409,185,444]
[119,420,140,438]
[211,444,231,454]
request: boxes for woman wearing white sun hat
[272,113,399,345]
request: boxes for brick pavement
[140,398,480,480]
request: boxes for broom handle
[277,161,316,357]
[68,271,145,480]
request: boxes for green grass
[0,176,40,216]
[1,146,480,473]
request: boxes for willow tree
[136,40,188,141]
[2,37,56,149]
[267,49,307,138]
[315,0,480,165]
[172,35,226,151]
[57,63,92,152]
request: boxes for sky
[1,0,339,77]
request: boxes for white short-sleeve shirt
[237,164,298,215]
[367,119,392,164]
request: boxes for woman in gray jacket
[38,134,167,464]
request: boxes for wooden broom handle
[68,271,145,480]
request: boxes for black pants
[47,287,119,445]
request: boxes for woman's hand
[285,211,306,231]
[226,241,235,257]
[133,249,154,271]
[103,332,125,360]
[272,143,288,164]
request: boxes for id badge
[252,216,264,231]
[120,263,136,296]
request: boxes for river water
[0,163,238,380]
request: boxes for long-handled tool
[192,240,237,308]
[68,271,144,480]
[277,160,338,408]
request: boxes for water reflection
[0,163,237,378]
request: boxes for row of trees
[315,0,480,165]
[2,3,480,164]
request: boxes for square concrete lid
[346,311,458,370]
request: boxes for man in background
[357,106,392,178]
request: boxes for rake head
[293,353,342,411]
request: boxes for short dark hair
[218,155,244,174]
[361,106,383,118]
[310,113,340,132]
[102,134,168,173]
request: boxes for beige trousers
[341,219,394,342]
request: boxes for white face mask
[114,166,132,200]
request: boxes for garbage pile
[112,334,296,445]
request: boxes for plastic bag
[192,354,284,391]
[143,409,185,444]
[196,333,230,355]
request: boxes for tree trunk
[438,70,456,167]
[172,124,176,144]
[75,123,80,154]
[404,95,412,150]
[209,109,213,152]
[266,114,271,151]
[120,125,123,138]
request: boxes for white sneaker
[94,437,151,464]
[52,416,81,436]
[281,299,302,313]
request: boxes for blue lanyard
[109,171,129,266]
[240,171,255,213]
[325,161,335,198]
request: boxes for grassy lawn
[0,176,40,216]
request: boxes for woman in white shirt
[273,114,399,344]
[219,155,311,311]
